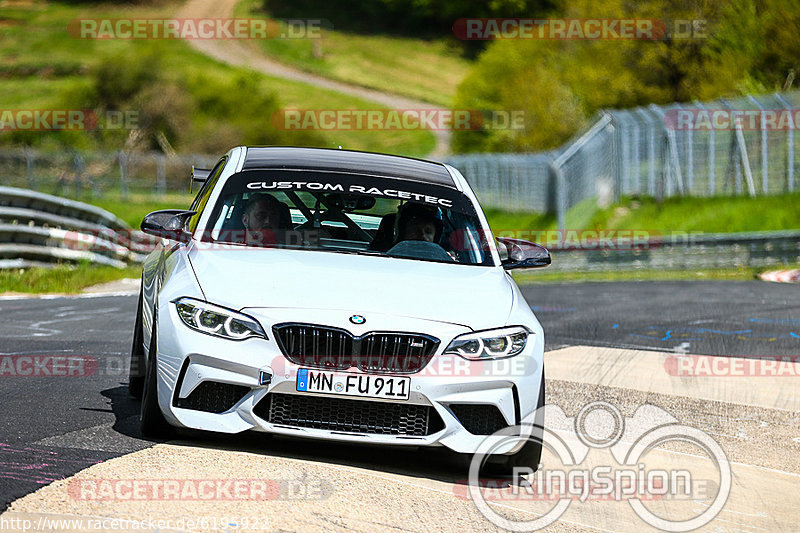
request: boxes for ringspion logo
[467,402,731,531]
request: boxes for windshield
[199,170,494,266]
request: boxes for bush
[452,0,800,153]
[62,45,325,153]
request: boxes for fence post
[649,104,684,195]
[549,112,613,231]
[118,150,129,200]
[24,147,35,190]
[686,104,694,194]
[608,113,622,203]
[695,101,716,195]
[156,153,166,198]
[733,120,757,197]
[775,93,795,192]
[550,162,566,233]
[73,151,85,197]
[630,115,641,193]
[748,95,769,193]
[636,108,658,196]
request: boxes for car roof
[241,147,457,188]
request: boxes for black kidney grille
[273,324,438,374]
[254,393,445,436]
[279,325,353,370]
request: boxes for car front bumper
[154,306,544,456]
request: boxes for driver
[395,202,442,244]
[241,195,283,245]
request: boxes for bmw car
[129,146,550,470]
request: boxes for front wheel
[139,310,175,439]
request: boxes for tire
[139,309,175,439]
[482,370,546,476]
[128,287,145,398]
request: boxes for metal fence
[446,91,800,229]
[0,148,217,199]
[545,229,800,272]
[1,91,798,223]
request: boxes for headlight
[173,298,267,341]
[444,326,529,360]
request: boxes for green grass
[0,263,142,294]
[0,1,435,157]
[482,193,800,236]
[511,264,800,284]
[7,191,800,295]
[586,194,800,234]
[483,208,557,233]
[90,192,195,228]
[236,0,470,106]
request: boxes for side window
[187,157,227,232]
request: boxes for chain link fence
[1,91,798,223]
[446,91,800,230]
[0,148,217,199]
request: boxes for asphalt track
[0,281,798,529]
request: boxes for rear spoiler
[190,166,211,193]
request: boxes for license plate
[296,368,410,400]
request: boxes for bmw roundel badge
[349,314,366,325]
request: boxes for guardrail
[1,186,797,272]
[545,230,800,272]
[0,186,154,269]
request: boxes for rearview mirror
[141,210,196,243]
[497,237,551,270]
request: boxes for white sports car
[129,146,550,471]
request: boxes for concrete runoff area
[2,346,798,532]
[1,282,798,531]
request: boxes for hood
[187,246,513,329]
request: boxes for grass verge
[236,0,470,106]
[90,193,195,228]
[1,1,435,157]
[0,263,141,295]
[511,264,800,284]
[7,192,800,294]
[586,194,800,234]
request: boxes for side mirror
[141,210,196,243]
[497,237,551,270]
